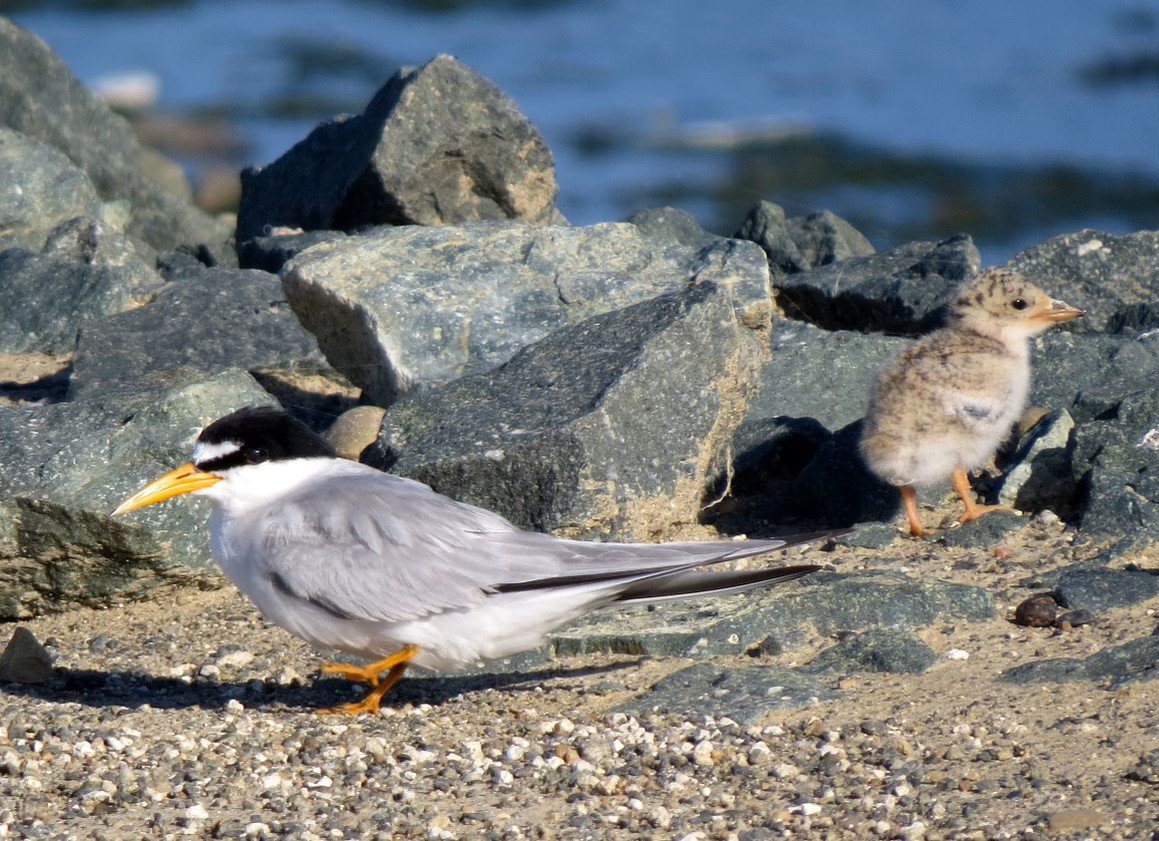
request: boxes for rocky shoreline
[0,19,1157,841]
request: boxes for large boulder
[1005,229,1159,334]
[68,267,339,401]
[0,20,230,253]
[237,54,557,242]
[282,220,771,406]
[367,281,769,541]
[734,200,875,275]
[0,370,275,619]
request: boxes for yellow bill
[113,462,221,515]
[1031,299,1084,325]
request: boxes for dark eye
[245,447,269,464]
[1012,298,1027,310]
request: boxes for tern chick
[116,407,835,714]
[859,268,1082,537]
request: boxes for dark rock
[68,269,338,401]
[283,220,770,406]
[0,127,103,251]
[0,369,274,617]
[1005,229,1159,334]
[626,206,719,251]
[785,210,875,268]
[370,281,767,539]
[0,20,230,253]
[806,629,937,674]
[1106,302,1159,335]
[0,248,146,354]
[939,510,1025,549]
[237,54,557,242]
[0,627,52,684]
[1013,594,1060,628]
[41,216,162,302]
[772,235,980,334]
[733,201,809,274]
[1031,331,1159,425]
[619,662,837,722]
[237,230,348,273]
[1056,608,1095,628]
[733,201,874,275]
[835,523,899,549]
[1002,634,1159,687]
[1126,750,1159,785]
[792,421,902,528]
[1053,568,1159,613]
[993,410,1078,517]
[551,571,995,658]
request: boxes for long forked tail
[614,562,822,605]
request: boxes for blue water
[10,0,1159,257]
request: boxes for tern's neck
[952,314,1035,358]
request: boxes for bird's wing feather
[249,469,804,624]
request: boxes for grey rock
[1071,386,1159,537]
[806,629,937,675]
[548,571,994,659]
[733,201,874,275]
[1005,229,1159,334]
[68,269,336,401]
[283,220,770,405]
[237,54,557,242]
[1106,302,1159,335]
[0,248,141,354]
[371,280,768,539]
[994,409,1078,515]
[733,200,809,274]
[773,235,980,333]
[1031,331,1159,424]
[42,215,164,300]
[792,421,904,528]
[785,209,875,268]
[0,369,275,618]
[618,662,838,723]
[1053,568,1159,613]
[626,206,720,251]
[0,127,102,251]
[1002,634,1159,687]
[835,523,899,550]
[0,20,230,253]
[0,627,52,684]
[237,230,348,273]
[938,511,1025,549]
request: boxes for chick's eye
[245,447,269,464]
[1012,298,1028,310]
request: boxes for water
[9,0,1159,260]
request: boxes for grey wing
[250,469,803,624]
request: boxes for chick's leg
[899,485,933,537]
[318,644,420,715]
[952,468,1016,524]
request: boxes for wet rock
[0,127,103,252]
[1052,568,1159,613]
[283,220,769,406]
[0,369,274,617]
[237,54,557,242]
[237,230,348,273]
[772,235,979,334]
[68,269,338,401]
[618,662,838,723]
[994,410,1078,516]
[1005,228,1159,334]
[0,20,230,253]
[1002,634,1159,687]
[1013,595,1060,628]
[369,281,767,540]
[0,627,53,684]
[939,510,1024,549]
[806,629,937,675]
[733,201,874,275]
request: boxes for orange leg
[899,485,933,537]
[318,644,420,715]
[951,468,1016,524]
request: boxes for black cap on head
[194,406,337,471]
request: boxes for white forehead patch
[193,440,241,465]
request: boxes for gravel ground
[2,515,1157,841]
